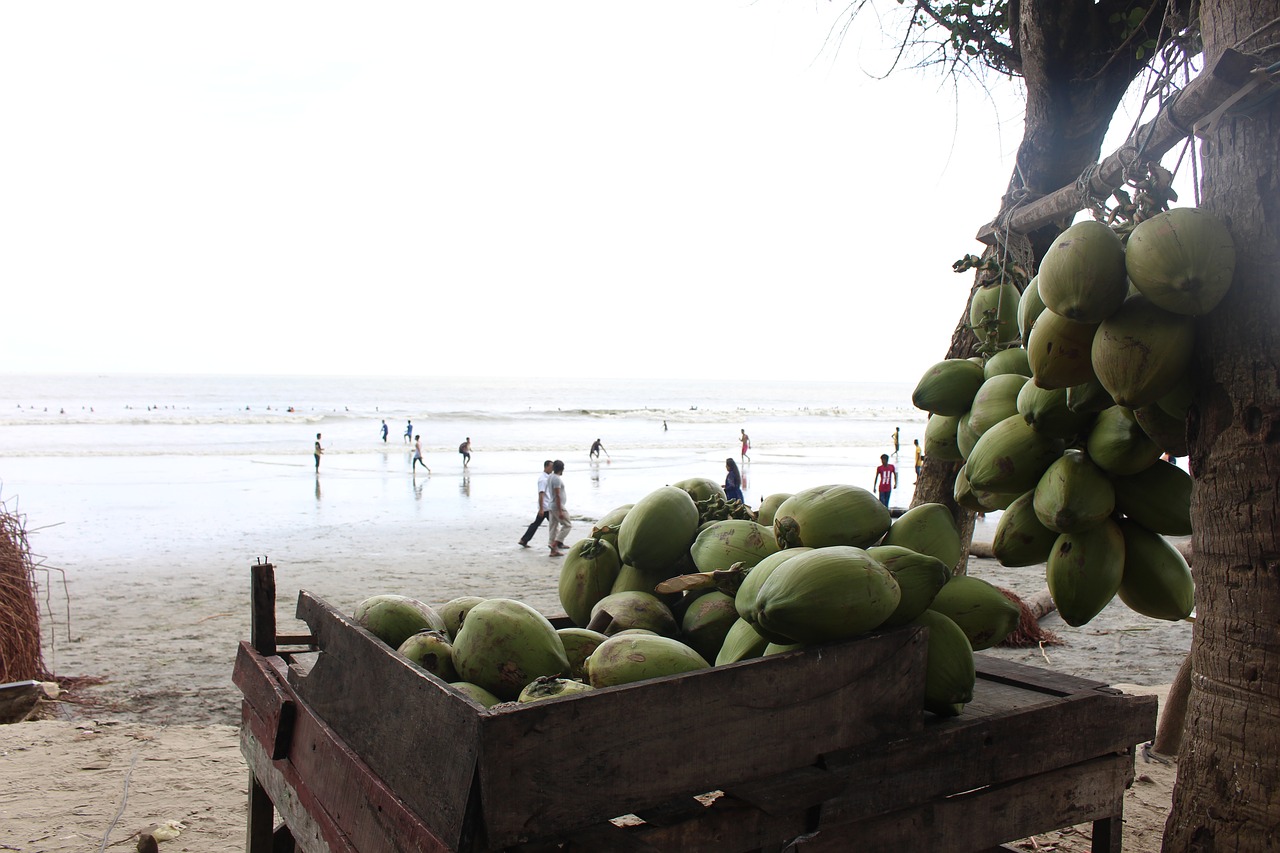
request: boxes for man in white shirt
[518,460,553,548]
[546,460,570,557]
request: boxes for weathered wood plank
[974,654,1109,694]
[291,591,480,850]
[818,689,1154,827]
[233,642,297,760]
[476,625,927,848]
[242,693,454,853]
[975,48,1259,244]
[799,752,1132,852]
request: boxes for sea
[0,374,927,575]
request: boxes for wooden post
[251,561,277,657]
[247,773,276,853]
[975,48,1260,244]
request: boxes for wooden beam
[976,48,1260,244]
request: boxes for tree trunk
[1165,1,1280,846]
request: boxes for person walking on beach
[381,420,389,443]
[404,420,413,444]
[723,458,745,504]
[913,439,924,480]
[589,438,606,461]
[413,435,431,474]
[874,453,897,508]
[740,429,751,463]
[459,437,472,468]
[546,460,570,557]
[518,460,554,548]
[314,433,324,471]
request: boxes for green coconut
[354,595,448,650]
[991,490,1059,568]
[924,413,965,463]
[963,414,1064,495]
[557,627,609,679]
[590,504,633,550]
[1111,459,1192,536]
[1067,376,1117,413]
[755,493,792,527]
[1017,382,1095,440]
[1086,406,1162,475]
[912,358,986,416]
[449,681,502,708]
[927,575,1020,651]
[585,635,709,688]
[679,590,739,663]
[1036,219,1128,323]
[558,536,623,627]
[867,545,951,628]
[1117,519,1194,621]
[1091,295,1197,409]
[956,411,981,461]
[451,599,570,701]
[953,464,1021,513]
[881,503,963,570]
[617,486,700,575]
[1032,449,1116,533]
[690,520,779,573]
[438,596,486,641]
[1125,207,1236,315]
[733,547,811,626]
[984,347,1032,379]
[671,477,727,504]
[1017,274,1047,342]
[913,609,976,717]
[586,590,679,637]
[967,373,1030,440]
[1027,309,1101,390]
[752,546,901,645]
[969,280,1022,347]
[772,484,891,550]
[1046,520,1126,627]
[1133,401,1189,458]
[396,630,457,682]
[517,676,594,703]
[714,617,770,665]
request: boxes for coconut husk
[0,505,48,683]
[996,586,1063,648]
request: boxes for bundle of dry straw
[0,507,47,683]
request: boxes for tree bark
[1165,1,1280,846]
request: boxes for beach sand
[8,461,1192,851]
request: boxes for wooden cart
[234,563,1156,852]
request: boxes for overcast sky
[2,3,1062,383]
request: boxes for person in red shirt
[874,453,897,508]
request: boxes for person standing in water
[589,438,606,460]
[404,420,413,444]
[413,435,431,474]
[381,420,389,443]
[891,427,901,456]
[314,433,324,471]
[459,437,472,468]
[740,429,751,463]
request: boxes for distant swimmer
[314,433,324,471]
[459,437,472,468]
[413,436,431,474]
[589,438,607,461]
[381,419,389,443]
[404,420,413,444]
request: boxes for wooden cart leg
[1090,814,1122,853]
[248,771,276,853]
